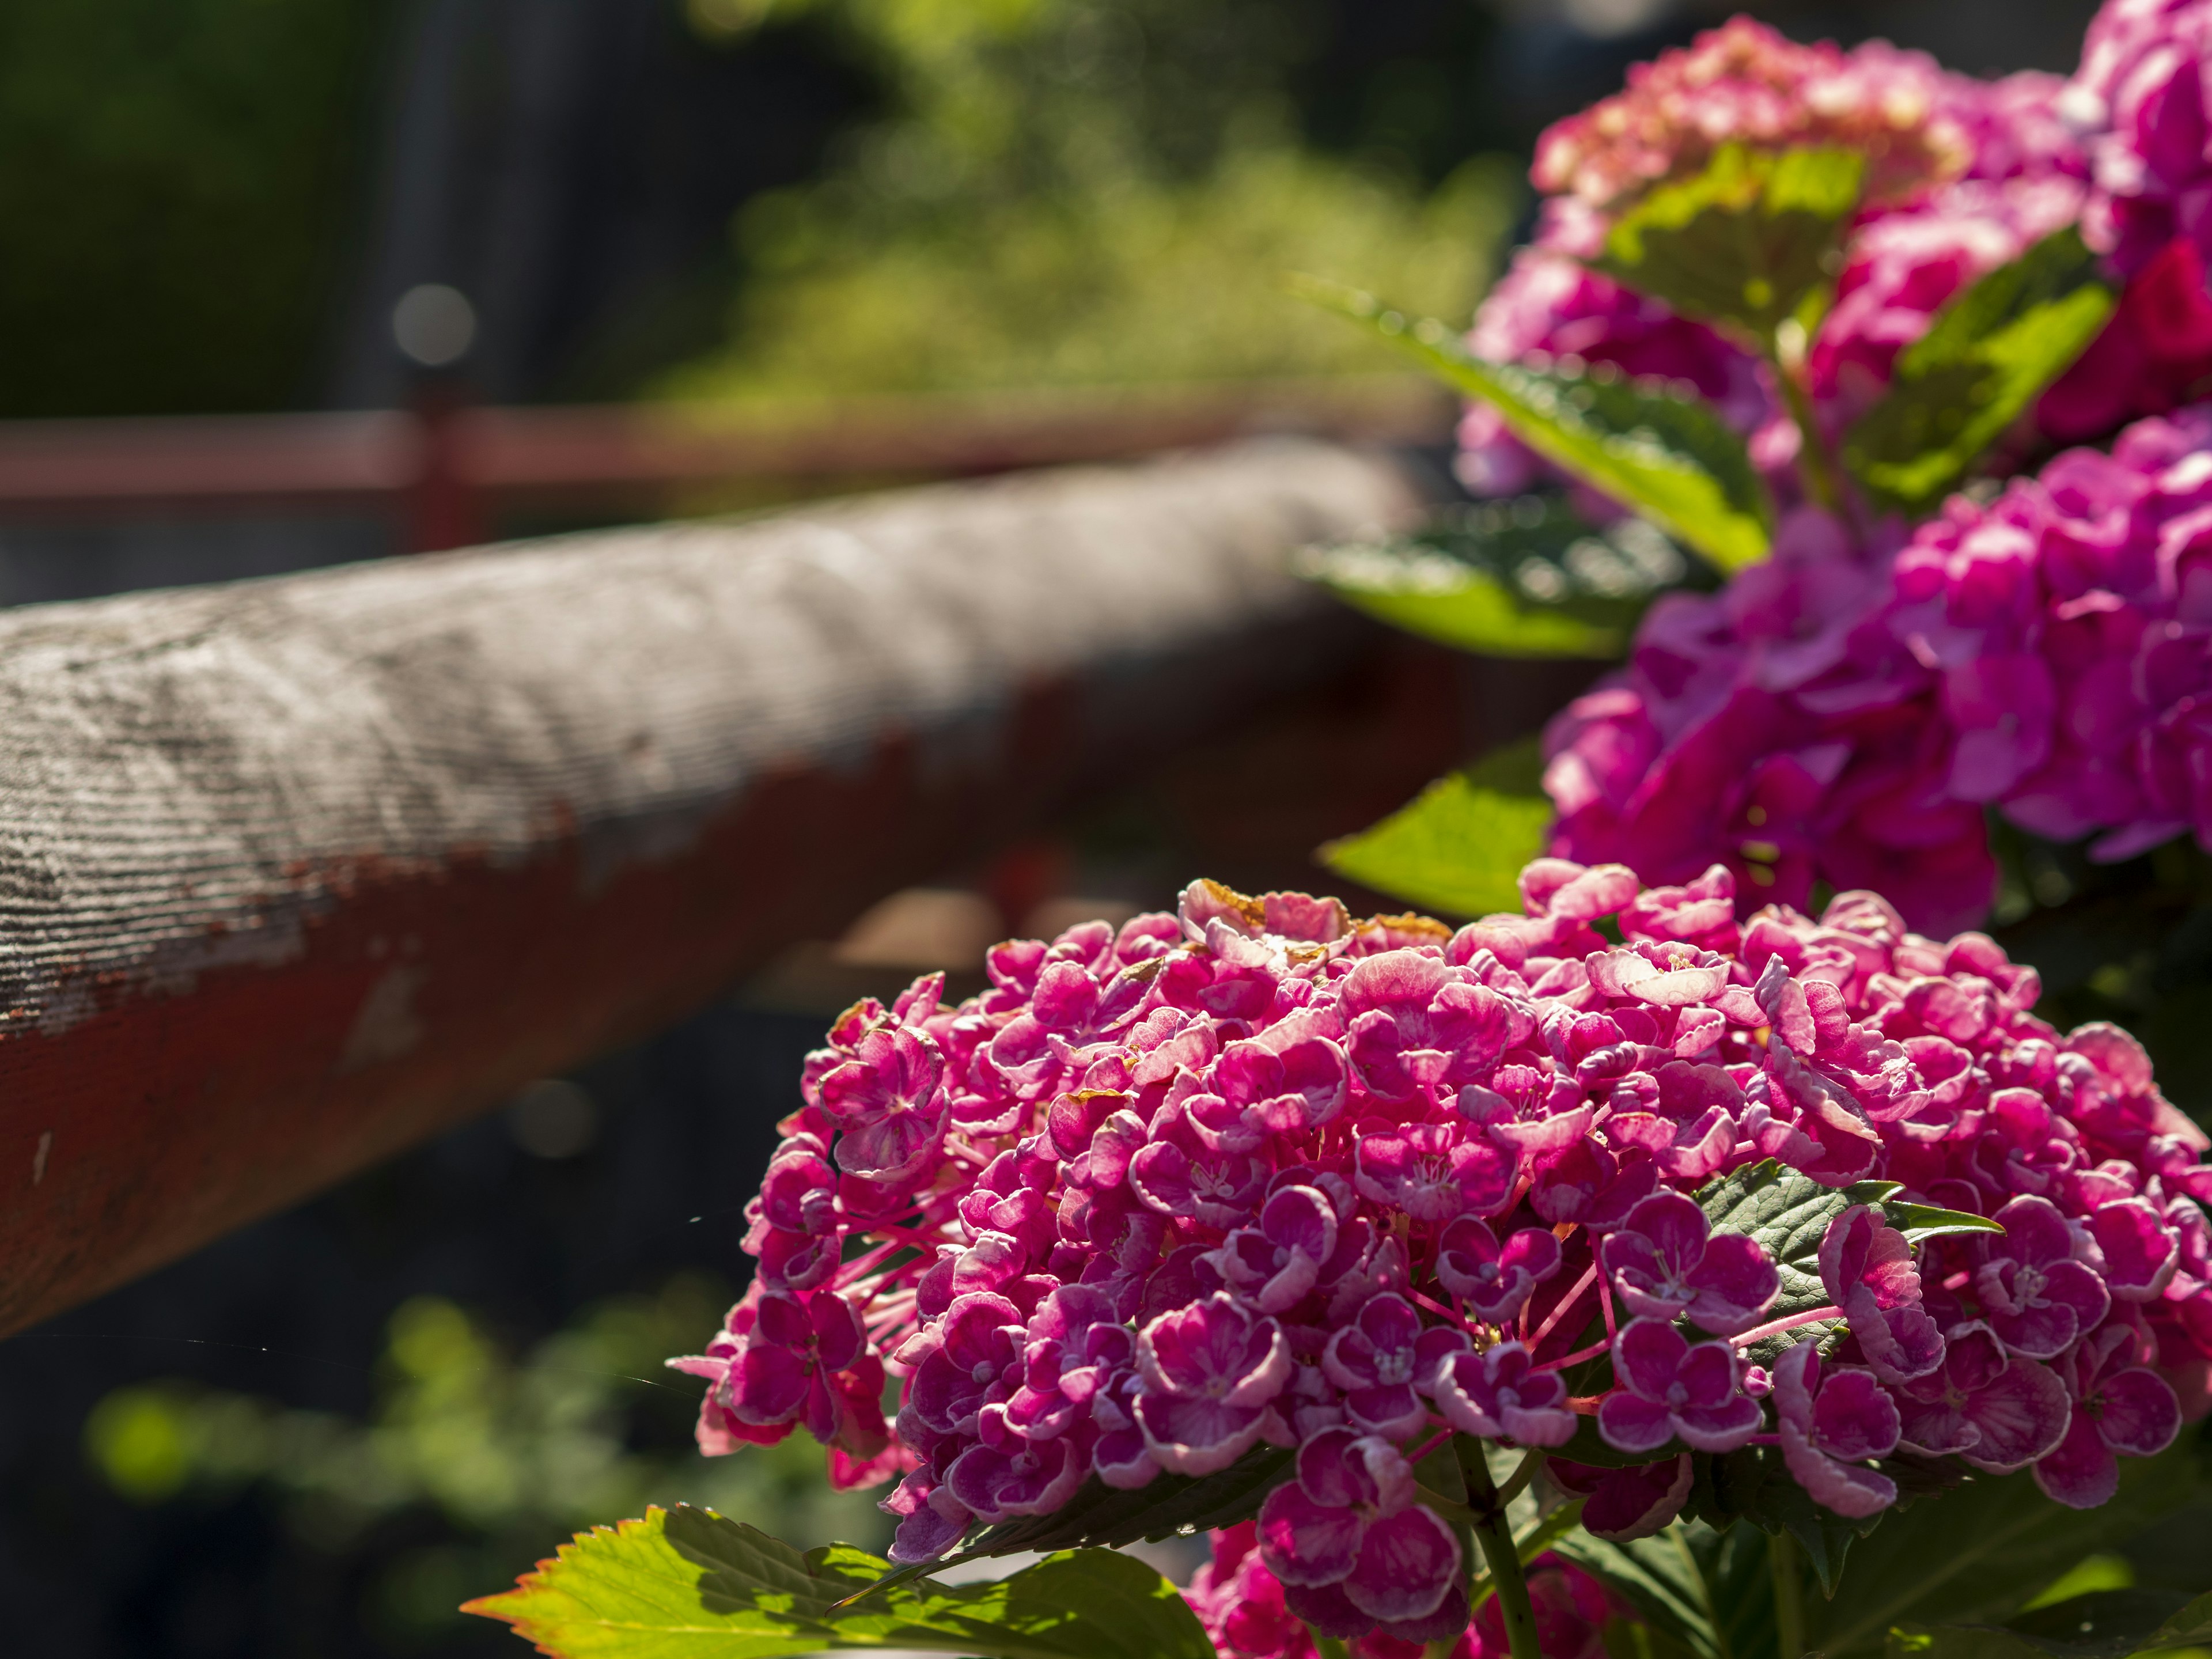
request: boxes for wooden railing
[0,437,1431,1338]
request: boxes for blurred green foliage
[82,1275,888,1645]
[1991,826,2212,1128]
[668,0,1516,400]
[0,0,385,418]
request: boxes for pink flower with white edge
[1427,1341,1577,1446]
[1598,1318,1766,1454]
[1545,1456,1694,1541]
[1774,1339,1902,1518]
[1209,1183,1347,1314]
[1600,1190,1782,1336]
[1323,1291,1471,1439]
[1434,1216,1563,1323]
[1893,1323,2073,1472]
[670,862,2212,1619]
[2033,1320,2184,1508]
[1134,1291,1291,1476]
[1820,1205,1947,1384]
[1974,1194,2113,1359]
[815,1024,949,1184]
[1255,1428,1465,1628]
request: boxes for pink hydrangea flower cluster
[672,863,2211,1645]
[1530,16,1975,227]
[1460,18,2090,500]
[1460,4,2212,499]
[1183,1521,1622,1659]
[1544,402,2212,922]
[2069,0,2212,282]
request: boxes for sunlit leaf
[1684,1445,1882,1596]
[1883,1200,2007,1245]
[1294,276,1773,571]
[1693,1161,1901,1361]
[1319,739,1552,919]
[962,1443,1293,1557]
[1593,143,1863,340]
[1296,496,1692,660]
[1811,1429,2212,1658]
[460,1505,1214,1659]
[1557,1518,1774,1659]
[1844,228,2116,510]
[1886,1587,2212,1659]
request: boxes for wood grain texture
[0,437,1422,1335]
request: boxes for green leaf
[1883,1200,2008,1245]
[1593,143,1864,340]
[1556,1520,1775,1659]
[1812,1429,2212,1658]
[1694,1161,1901,1361]
[1319,740,1551,919]
[963,1442,1293,1557]
[461,1505,1215,1659]
[1293,276,1773,571]
[1843,228,2117,510]
[1887,1588,2212,1659]
[1296,497,1695,661]
[1684,1445,1881,1596]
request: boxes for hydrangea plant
[462,7,2212,1658]
[464,869,2212,1659]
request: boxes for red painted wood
[0,440,1425,1336]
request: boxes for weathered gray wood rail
[0,438,1422,1336]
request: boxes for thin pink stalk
[1537,1336,1613,1373]
[1404,1426,1453,1466]
[1729,1305,1843,1349]
[1526,1262,1598,1351]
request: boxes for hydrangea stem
[1459,1436,1542,1659]
[1771,1530,1807,1659]
[1309,1634,1350,1659]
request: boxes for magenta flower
[1974,1194,2113,1358]
[1210,1030,1351,1134]
[2070,0,2212,278]
[1003,1283,1130,1441]
[2089,1196,2183,1300]
[1774,1340,1902,1518]
[1255,1427,1464,1626]
[907,1291,1024,1439]
[1546,1455,1694,1541]
[1893,1323,2073,1471]
[1434,1215,1563,1322]
[1820,1205,1946,1384]
[732,1291,865,1429]
[673,866,2211,1603]
[1209,1183,1347,1314]
[2033,1321,2185,1508]
[1354,1122,1517,1222]
[1600,1191,1781,1335]
[1134,1291,1291,1475]
[1531,1139,1659,1232]
[1321,1291,1469,1438]
[1531,17,1973,221]
[945,1404,1088,1522]
[1427,1340,1577,1446]
[1472,1552,1624,1659]
[1598,1318,1765,1453]
[1128,1118,1270,1229]
[1339,950,1519,1101]
[815,1025,949,1184]
[1180,1523,1318,1659]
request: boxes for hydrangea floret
[1458,5,2212,505]
[1542,402,2212,928]
[671,863,2210,1649]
